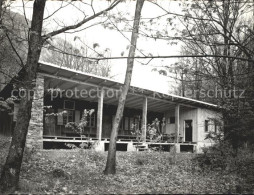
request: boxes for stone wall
[26,74,44,150]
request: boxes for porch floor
[43,135,197,144]
[42,135,197,152]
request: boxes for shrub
[134,154,150,166]
[65,142,92,150]
[194,142,254,192]
[136,158,145,166]
[52,168,70,179]
[195,141,235,170]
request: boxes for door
[44,115,56,136]
[185,120,192,142]
[103,115,112,138]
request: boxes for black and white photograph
[0,0,254,193]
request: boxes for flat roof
[38,61,218,112]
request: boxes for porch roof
[38,61,218,113]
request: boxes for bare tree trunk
[104,0,144,175]
[0,0,46,192]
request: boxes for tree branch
[43,0,121,40]
[42,43,254,63]
[5,31,25,67]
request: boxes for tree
[0,1,46,192]
[172,0,254,149]
[104,0,144,175]
[0,0,121,192]
[0,6,29,90]
[41,37,112,77]
[115,0,254,149]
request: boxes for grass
[0,138,252,194]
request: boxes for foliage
[65,142,94,150]
[131,127,142,142]
[131,118,166,143]
[52,168,70,180]
[163,0,254,151]
[65,109,94,135]
[0,150,250,194]
[0,10,28,88]
[44,107,95,136]
[222,101,254,150]
[194,130,254,193]
[147,118,164,142]
[41,37,112,77]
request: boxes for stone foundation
[26,74,44,150]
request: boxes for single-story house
[0,61,221,153]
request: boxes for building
[0,61,221,153]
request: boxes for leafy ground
[1,140,252,194]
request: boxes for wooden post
[97,88,104,140]
[175,104,180,143]
[141,96,147,142]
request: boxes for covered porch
[25,61,218,152]
[40,62,196,141]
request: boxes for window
[64,100,75,110]
[124,117,129,130]
[134,118,140,130]
[205,120,209,132]
[129,117,134,130]
[214,120,222,133]
[170,117,175,124]
[63,110,74,125]
[87,113,96,127]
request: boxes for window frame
[86,113,96,127]
[169,116,175,124]
[63,110,74,125]
[204,120,209,132]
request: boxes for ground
[1,136,250,194]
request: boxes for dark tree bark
[0,0,46,193]
[104,0,144,175]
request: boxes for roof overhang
[38,61,218,113]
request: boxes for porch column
[27,74,44,150]
[96,88,104,140]
[141,96,147,142]
[175,104,180,143]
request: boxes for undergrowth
[193,142,254,193]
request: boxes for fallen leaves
[0,147,252,194]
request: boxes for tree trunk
[104,0,144,175]
[0,0,46,192]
